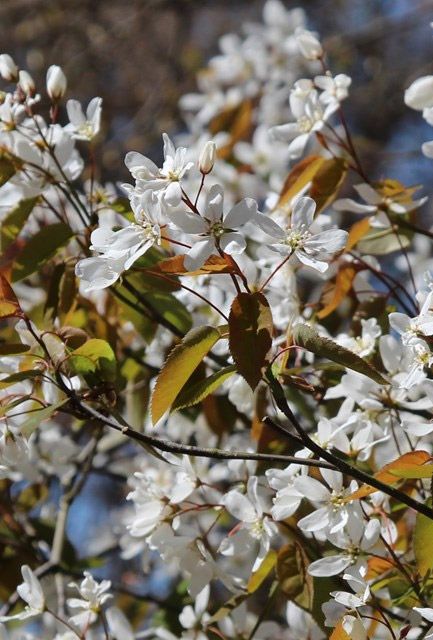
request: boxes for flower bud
[199,141,216,174]
[404,76,433,111]
[18,70,35,96]
[46,65,67,101]
[0,54,18,82]
[294,28,323,60]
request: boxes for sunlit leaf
[0,273,22,318]
[151,325,222,424]
[69,338,117,383]
[276,155,325,211]
[317,264,356,319]
[309,157,347,213]
[172,364,236,411]
[247,549,277,593]
[346,450,431,501]
[414,500,433,577]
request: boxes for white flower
[337,318,381,358]
[389,291,433,346]
[46,65,67,100]
[0,565,45,622]
[269,80,338,158]
[266,464,304,520]
[67,572,112,628]
[308,514,380,576]
[295,469,357,535]
[124,133,193,206]
[314,73,351,104]
[294,27,323,60]
[76,191,163,292]
[265,196,348,273]
[333,182,427,226]
[405,75,433,111]
[65,97,102,141]
[170,184,261,270]
[219,476,277,571]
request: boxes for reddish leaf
[229,292,273,390]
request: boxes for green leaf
[20,399,68,437]
[276,542,314,610]
[0,370,44,389]
[0,343,30,355]
[151,325,221,424]
[291,324,387,385]
[0,197,39,251]
[357,225,412,255]
[414,500,433,577]
[142,291,192,335]
[229,292,273,390]
[69,338,117,383]
[12,222,73,282]
[172,364,236,411]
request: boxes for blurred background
[1,0,433,185]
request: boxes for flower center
[285,228,311,250]
[210,221,225,238]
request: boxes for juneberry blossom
[265,196,348,272]
[124,133,193,207]
[169,184,266,270]
[75,191,163,291]
[67,572,112,628]
[269,80,339,158]
[0,566,45,622]
[65,97,102,141]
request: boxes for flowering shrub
[2,2,433,638]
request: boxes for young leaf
[151,325,222,424]
[309,157,347,213]
[345,450,431,502]
[0,273,22,319]
[291,323,387,385]
[414,500,433,577]
[0,151,17,187]
[276,155,325,210]
[317,264,356,319]
[20,399,68,437]
[330,620,351,640]
[0,197,39,251]
[172,364,236,411]
[69,338,117,383]
[276,542,314,610]
[12,222,73,282]
[247,549,277,593]
[229,292,273,390]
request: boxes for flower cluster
[1,2,433,639]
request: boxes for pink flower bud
[46,65,67,101]
[0,54,18,82]
[199,141,216,174]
